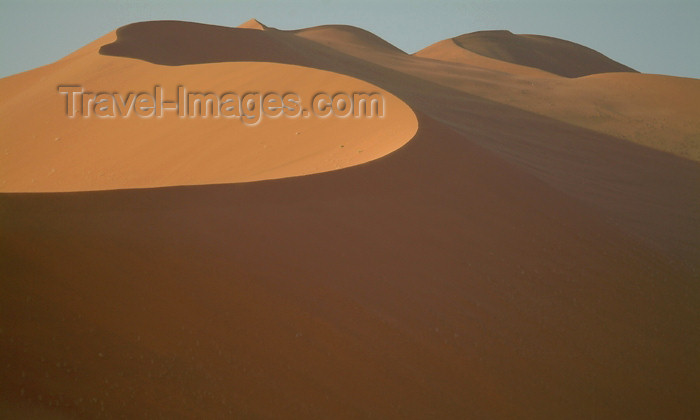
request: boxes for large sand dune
[1,19,699,418]
[0,31,417,192]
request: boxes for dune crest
[420,30,637,77]
[238,18,268,30]
[99,21,304,65]
[292,24,406,55]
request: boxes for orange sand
[1,19,699,419]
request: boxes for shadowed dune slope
[99,21,306,66]
[434,30,638,77]
[414,38,561,77]
[2,114,699,418]
[291,25,407,55]
[1,19,699,419]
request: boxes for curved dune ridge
[2,18,700,419]
[0,30,417,192]
[414,37,561,78]
[413,40,700,160]
[291,25,407,55]
[434,30,638,77]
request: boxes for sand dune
[0,28,417,192]
[292,25,407,55]
[420,30,637,77]
[1,18,699,419]
[415,37,561,78]
[413,35,700,161]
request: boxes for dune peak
[447,30,637,77]
[238,18,267,30]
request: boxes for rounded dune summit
[420,30,637,77]
[292,24,407,55]
[1,18,699,420]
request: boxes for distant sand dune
[238,18,268,30]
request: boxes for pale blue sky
[1,0,698,79]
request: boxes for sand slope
[1,19,699,419]
[415,37,559,77]
[434,30,638,77]
[292,25,407,55]
[3,114,698,418]
[0,28,416,192]
[414,39,700,161]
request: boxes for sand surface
[0,30,416,192]
[1,19,699,418]
[446,30,637,77]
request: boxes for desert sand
[1,19,699,418]
[0,29,417,192]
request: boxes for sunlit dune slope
[411,43,700,160]
[238,18,267,30]
[99,21,304,66]
[0,30,417,192]
[411,35,698,161]
[492,72,700,161]
[415,37,560,78]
